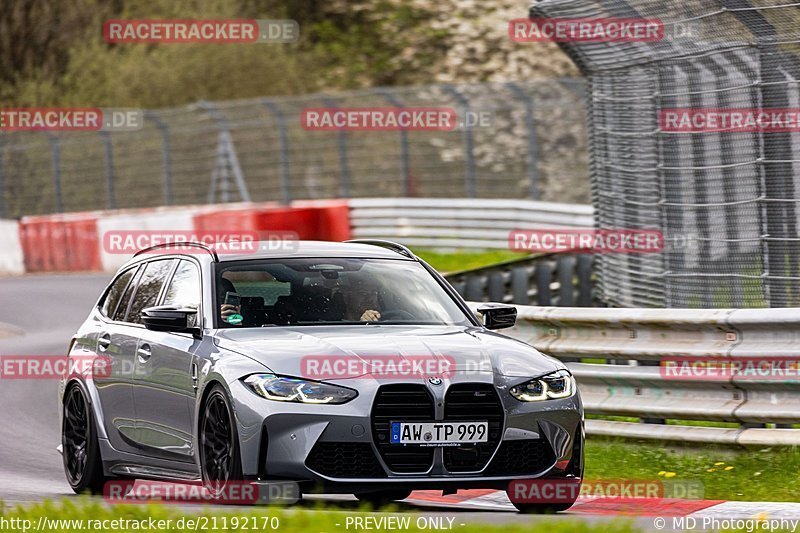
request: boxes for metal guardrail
[447,253,595,307]
[350,198,594,250]
[467,303,800,446]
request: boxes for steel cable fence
[0,80,590,219]
[531,0,800,307]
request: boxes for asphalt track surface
[1,273,796,532]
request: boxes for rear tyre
[355,490,412,508]
[62,384,108,495]
[200,385,244,500]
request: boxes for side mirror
[477,303,517,330]
[142,306,201,338]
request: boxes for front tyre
[62,384,108,494]
[509,500,576,514]
[200,385,243,499]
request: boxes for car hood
[213,325,562,381]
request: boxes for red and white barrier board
[1,198,589,275]
[4,200,352,274]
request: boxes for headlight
[509,369,574,402]
[243,373,357,404]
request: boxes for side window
[100,268,135,318]
[128,259,175,325]
[113,265,143,322]
[163,260,201,327]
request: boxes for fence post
[99,131,116,209]
[442,85,476,198]
[376,88,411,196]
[506,82,540,200]
[712,0,792,306]
[197,100,251,203]
[47,134,64,213]
[261,98,291,205]
[320,96,351,197]
[144,112,173,206]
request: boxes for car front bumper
[231,377,583,493]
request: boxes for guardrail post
[465,275,484,302]
[443,85,477,198]
[557,256,576,306]
[320,96,351,197]
[506,82,540,200]
[47,134,63,213]
[488,272,505,302]
[377,89,411,197]
[144,112,173,206]
[577,254,593,306]
[451,280,466,298]
[511,267,530,305]
[535,262,552,306]
[261,98,291,205]
[99,131,116,209]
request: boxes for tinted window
[215,258,470,327]
[113,265,143,322]
[162,260,201,327]
[100,268,135,318]
[128,260,175,324]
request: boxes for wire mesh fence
[0,80,590,219]
[532,0,800,308]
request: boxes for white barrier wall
[97,208,199,272]
[0,219,24,275]
[350,198,594,249]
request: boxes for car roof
[214,240,415,261]
[126,240,416,265]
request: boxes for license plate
[390,421,488,445]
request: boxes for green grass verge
[2,439,799,531]
[412,249,526,274]
[585,437,800,502]
[0,499,640,533]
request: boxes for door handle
[98,334,111,352]
[137,344,152,363]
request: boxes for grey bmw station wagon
[59,239,583,512]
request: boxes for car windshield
[215,258,471,327]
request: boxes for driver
[345,277,382,322]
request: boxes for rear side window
[163,260,201,327]
[128,259,175,324]
[100,268,135,318]
[113,265,144,322]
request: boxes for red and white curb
[405,489,800,518]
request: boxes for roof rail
[133,241,219,261]
[345,239,416,259]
